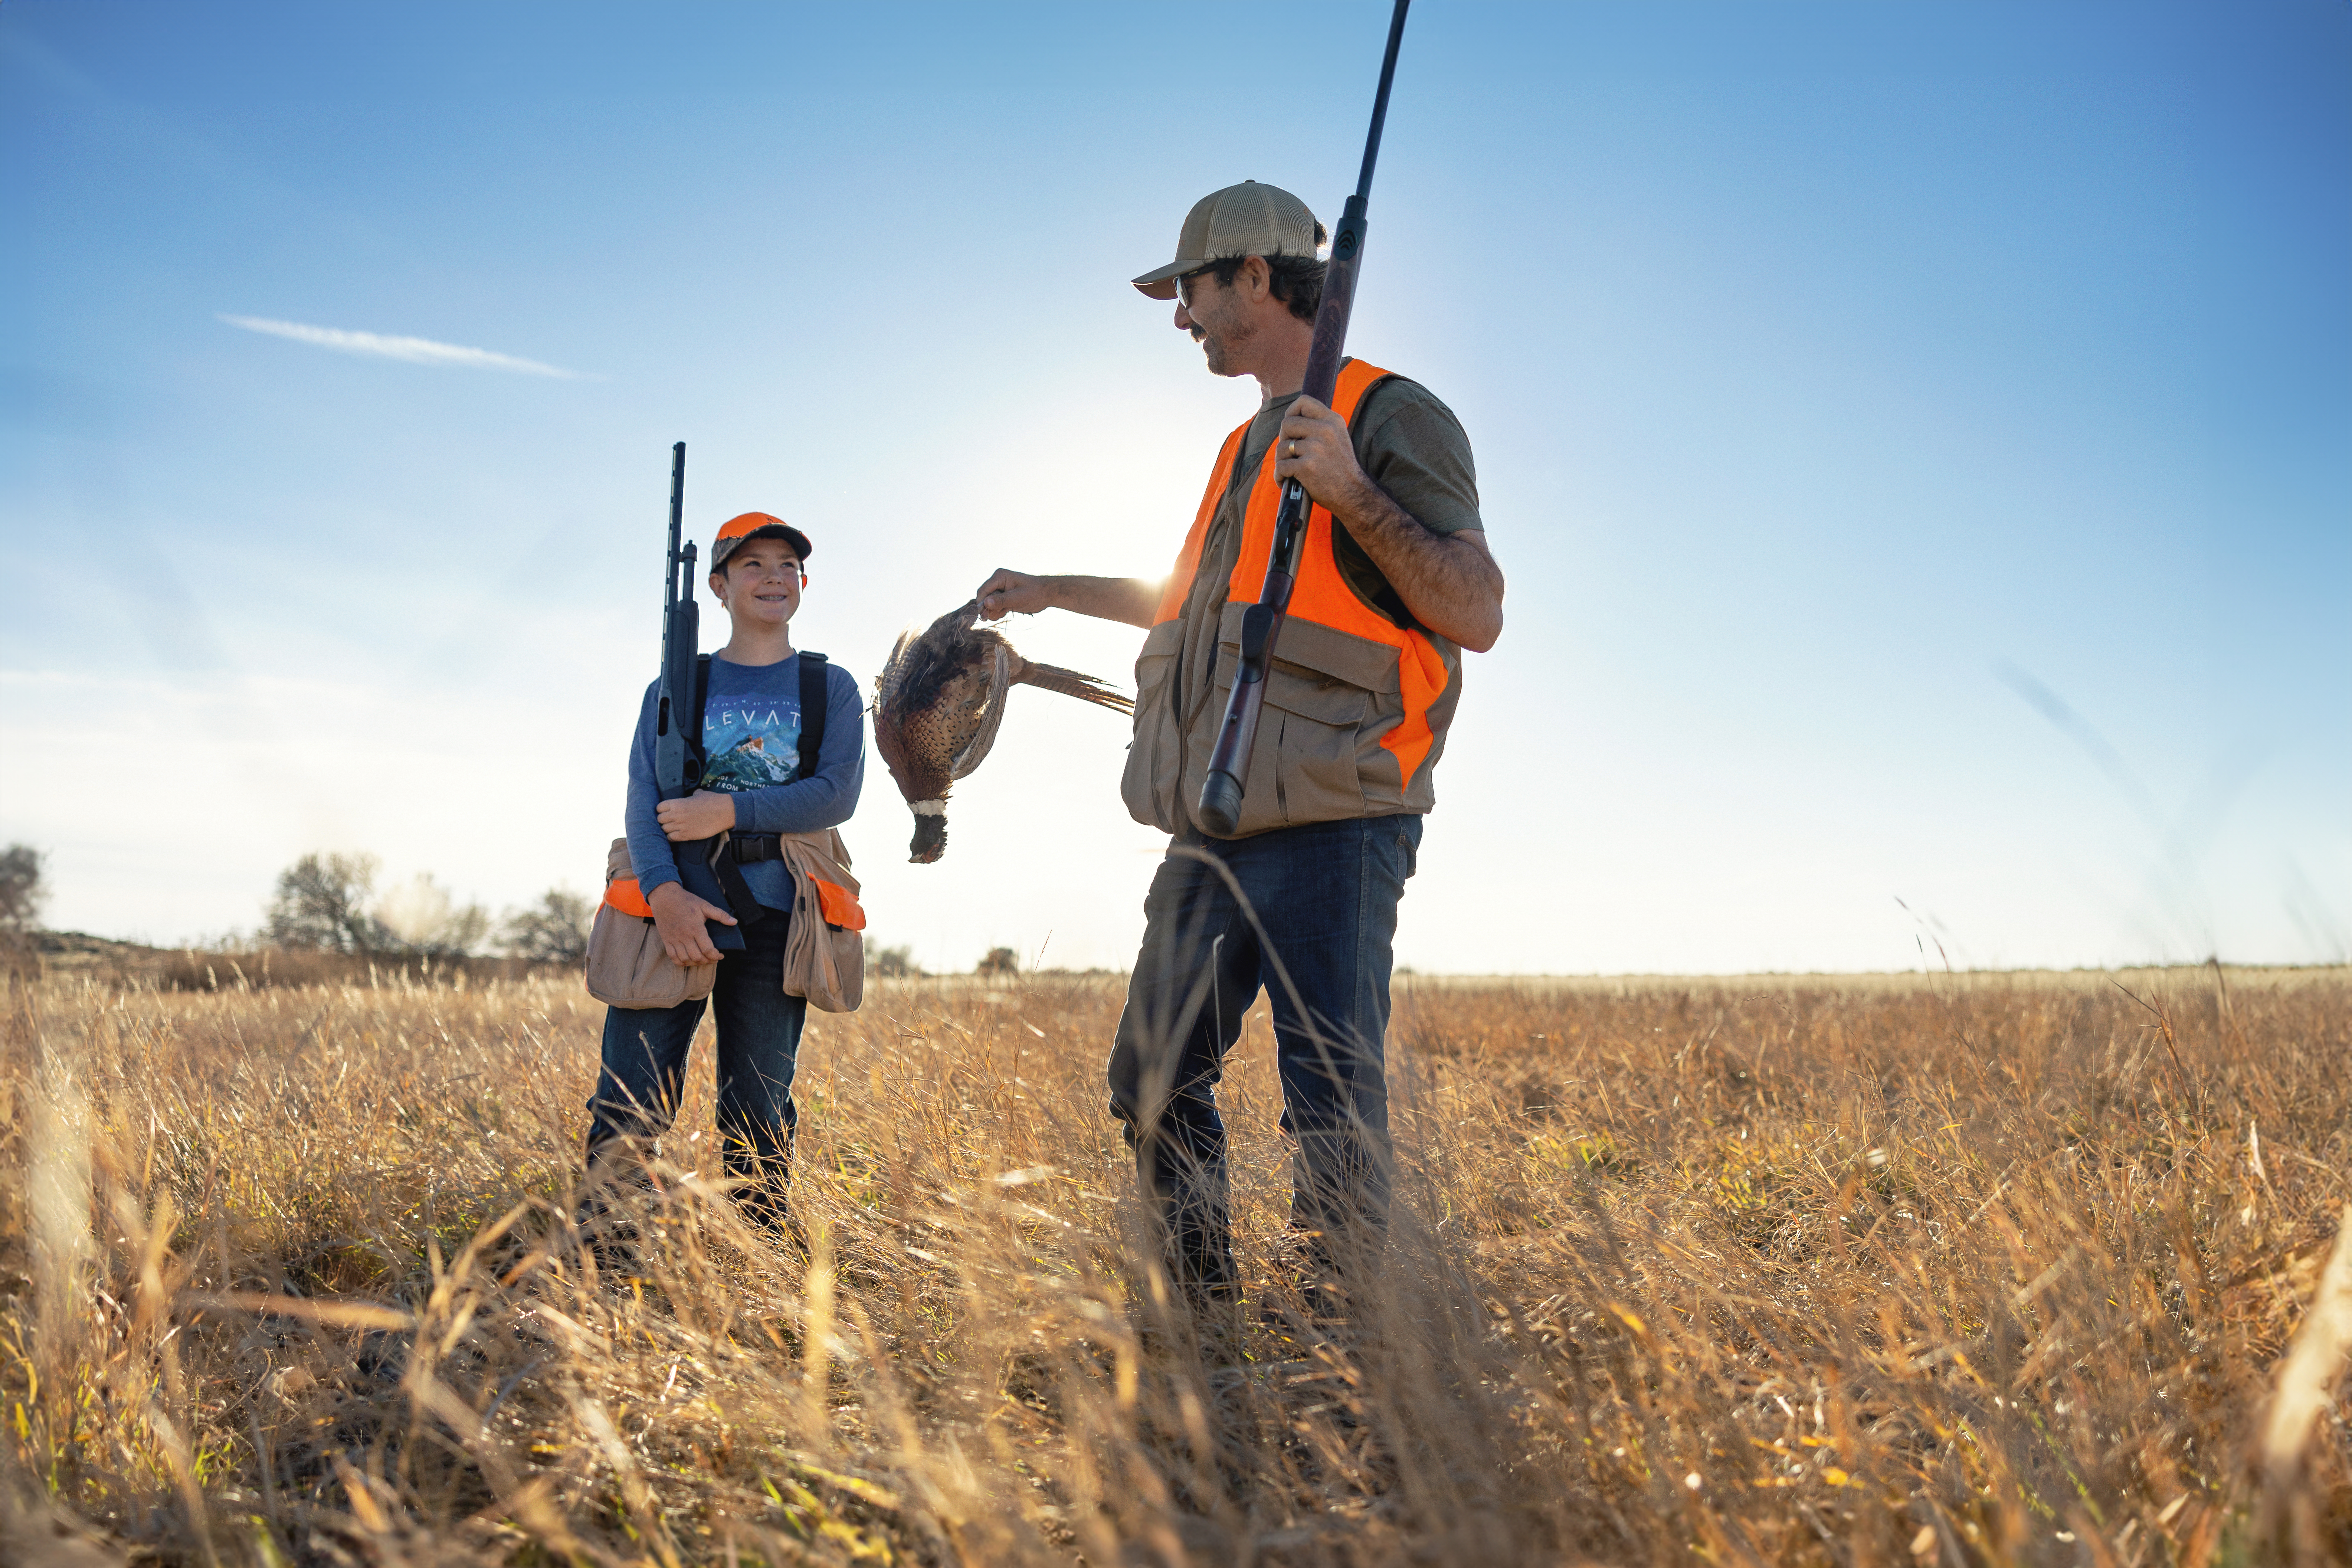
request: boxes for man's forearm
[1042,575,1162,629]
[1327,484,1505,652]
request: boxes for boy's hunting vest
[1121,359,1464,839]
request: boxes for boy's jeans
[585,905,805,1225]
[1107,814,1422,1293]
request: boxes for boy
[586,511,865,1232]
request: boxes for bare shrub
[0,844,45,936]
[374,873,491,957]
[498,890,593,964]
[264,851,394,953]
[0,844,45,980]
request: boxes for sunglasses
[1176,265,1218,310]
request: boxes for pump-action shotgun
[1195,0,1412,837]
[652,442,752,950]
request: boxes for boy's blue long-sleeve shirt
[624,654,866,911]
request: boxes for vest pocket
[1212,608,1388,829]
[1265,672,1368,825]
[1120,620,1186,832]
[586,838,719,1009]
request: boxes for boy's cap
[1131,180,1322,300]
[710,512,812,570]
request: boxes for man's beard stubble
[1194,308,1253,377]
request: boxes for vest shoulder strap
[692,654,713,755]
[1324,367,1419,631]
[796,651,829,780]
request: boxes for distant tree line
[264,852,590,963]
[865,939,920,978]
[856,943,1026,979]
[3,841,1023,977]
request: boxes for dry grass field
[2,960,2346,1566]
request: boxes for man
[975,180,1504,1306]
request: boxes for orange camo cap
[710,511,812,570]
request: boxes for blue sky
[3,1,2345,974]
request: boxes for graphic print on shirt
[699,690,802,792]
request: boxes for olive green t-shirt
[1225,371,1484,620]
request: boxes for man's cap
[1131,180,1322,300]
[710,512,812,571]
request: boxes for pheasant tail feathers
[1017,663,1137,714]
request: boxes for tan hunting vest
[1121,359,1464,839]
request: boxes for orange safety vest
[1150,358,1459,796]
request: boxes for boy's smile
[713,540,803,630]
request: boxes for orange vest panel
[1155,359,1456,790]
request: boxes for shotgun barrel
[653,443,695,800]
[651,441,747,950]
[1196,0,1411,838]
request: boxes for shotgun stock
[1196,0,1411,838]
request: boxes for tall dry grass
[1,962,2345,1565]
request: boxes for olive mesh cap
[1131,180,1323,299]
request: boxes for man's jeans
[1107,814,1422,1292]
[585,905,805,1225]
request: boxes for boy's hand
[656,790,737,841]
[647,881,735,966]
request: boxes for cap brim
[1130,259,1200,301]
[712,524,812,566]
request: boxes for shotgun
[1196,0,1411,838]
[652,441,749,950]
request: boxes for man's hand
[976,568,1054,622]
[647,880,735,966]
[974,570,1163,630]
[1274,396,1374,514]
[656,790,736,841]
[1272,394,1506,653]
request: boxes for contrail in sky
[217,314,588,379]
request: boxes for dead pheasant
[872,600,1134,862]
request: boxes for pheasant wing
[872,628,921,709]
[949,643,1012,780]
